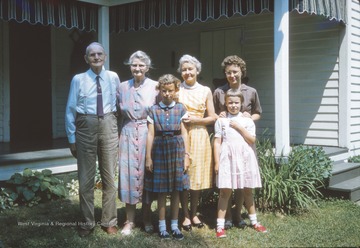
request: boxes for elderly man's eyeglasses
[225,70,241,76]
[131,64,146,68]
[88,52,105,58]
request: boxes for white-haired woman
[177,54,217,231]
[118,50,159,235]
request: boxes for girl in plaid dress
[145,74,190,240]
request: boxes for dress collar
[227,112,242,118]
[182,81,199,89]
[159,101,176,110]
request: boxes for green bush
[66,179,79,196]
[348,155,360,163]
[255,136,330,214]
[5,168,68,207]
[0,187,16,211]
[289,145,332,187]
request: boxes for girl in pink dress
[213,89,267,238]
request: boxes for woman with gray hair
[118,50,159,235]
[177,54,217,230]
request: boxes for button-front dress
[144,101,189,192]
[118,77,158,204]
[178,82,213,190]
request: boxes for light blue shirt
[65,68,121,143]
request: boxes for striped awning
[0,0,98,31]
[110,0,347,33]
[291,0,346,22]
[0,0,347,32]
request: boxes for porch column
[98,6,110,69]
[274,0,290,156]
[338,0,351,149]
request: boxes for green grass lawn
[0,190,359,248]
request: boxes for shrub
[66,179,79,196]
[5,168,68,207]
[0,187,17,211]
[348,155,360,163]
[255,136,330,214]
[289,145,332,187]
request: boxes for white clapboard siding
[241,14,275,138]
[350,132,360,142]
[243,12,341,146]
[349,0,360,154]
[286,13,340,146]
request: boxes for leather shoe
[193,222,204,228]
[182,224,192,232]
[192,216,204,228]
[78,228,94,237]
[101,226,118,235]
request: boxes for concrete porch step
[329,161,360,186]
[320,147,360,202]
[322,146,349,162]
[0,148,77,181]
[327,176,360,202]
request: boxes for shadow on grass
[0,191,220,248]
[2,190,360,248]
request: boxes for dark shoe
[172,229,184,240]
[224,219,233,230]
[101,226,118,235]
[159,230,171,239]
[234,219,247,229]
[144,225,154,234]
[192,222,204,228]
[182,224,192,232]
[78,228,93,237]
[192,216,204,228]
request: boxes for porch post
[274,0,290,156]
[98,6,110,69]
[338,0,351,149]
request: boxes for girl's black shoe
[192,222,204,228]
[182,224,192,231]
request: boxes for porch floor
[0,138,69,155]
[0,138,75,181]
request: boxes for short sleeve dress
[178,82,213,190]
[117,77,158,204]
[214,113,262,189]
[144,101,189,193]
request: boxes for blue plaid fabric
[145,102,189,192]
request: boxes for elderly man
[65,42,120,237]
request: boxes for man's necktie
[96,76,104,117]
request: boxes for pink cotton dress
[214,113,262,189]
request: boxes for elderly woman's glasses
[225,70,241,76]
[131,64,146,68]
